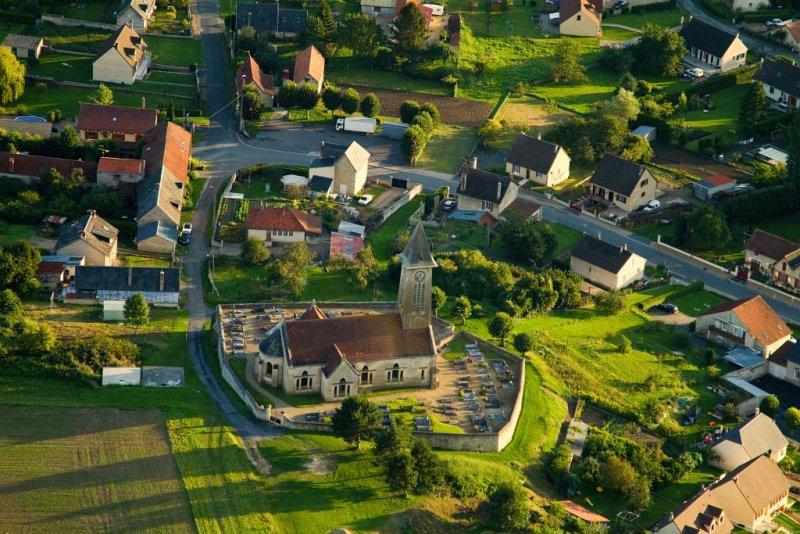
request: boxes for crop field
[341,85,492,127]
[0,406,194,532]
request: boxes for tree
[410,438,444,493]
[296,82,320,119]
[786,407,800,430]
[241,85,265,120]
[604,88,640,122]
[420,103,440,125]
[0,47,25,105]
[340,87,360,115]
[631,23,686,76]
[621,135,654,163]
[431,286,446,317]
[123,293,150,326]
[452,295,472,325]
[548,269,582,309]
[392,3,427,57]
[374,422,412,462]
[513,332,534,357]
[279,80,299,109]
[488,482,530,530]
[488,312,514,346]
[338,14,386,61]
[675,205,731,252]
[400,100,422,123]
[617,72,637,93]
[359,93,381,118]
[241,237,270,264]
[321,86,341,116]
[317,0,337,41]
[300,16,327,49]
[331,394,381,449]
[601,456,637,493]
[91,83,114,106]
[400,124,428,165]
[760,394,780,417]
[387,449,418,495]
[551,38,588,83]
[618,334,632,354]
[0,288,22,322]
[594,291,625,316]
[478,119,503,147]
[738,82,767,136]
[271,242,314,296]
[350,245,380,289]
[496,211,557,266]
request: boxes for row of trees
[399,100,442,164]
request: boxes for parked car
[679,71,693,80]
[441,199,457,211]
[612,0,629,9]
[766,18,784,27]
[357,194,373,206]
[182,222,193,234]
[642,200,661,213]
[179,231,190,245]
[658,303,679,314]
[686,67,704,78]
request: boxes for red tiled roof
[701,295,790,349]
[97,157,145,175]
[246,206,322,234]
[746,229,800,261]
[703,175,735,187]
[0,152,97,182]
[237,53,275,96]
[300,304,327,320]
[507,198,542,218]
[560,501,610,524]
[285,312,434,366]
[330,232,364,260]
[76,103,157,136]
[36,262,67,275]
[785,21,800,43]
[141,122,191,185]
[293,45,325,85]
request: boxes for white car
[642,200,661,213]
[441,199,457,211]
[182,222,193,234]
[357,195,373,206]
[686,67,704,78]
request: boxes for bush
[594,291,626,316]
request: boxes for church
[255,224,440,401]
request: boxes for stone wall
[379,184,423,224]
[280,413,333,432]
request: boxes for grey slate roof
[457,168,512,203]
[136,220,178,243]
[55,212,118,255]
[679,17,738,58]
[401,223,436,267]
[236,2,308,33]
[136,173,181,222]
[590,155,649,197]
[754,58,800,99]
[571,235,635,274]
[308,175,333,193]
[789,341,800,365]
[2,34,42,50]
[75,266,180,293]
[506,134,562,174]
[320,141,348,160]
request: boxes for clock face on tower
[414,271,426,282]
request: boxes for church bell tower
[397,223,437,329]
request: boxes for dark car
[179,231,190,245]
[612,0,629,8]
[658,303,679,314]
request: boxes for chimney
[113,42,118,49]
[496,181,502,201]
[8,157,13,173]
[141,96,146,109]
[159,270,165,292]
[128,267,133,287]
[620,243,627,252]
[470,157,478,169]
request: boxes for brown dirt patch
[652,142,749,180]
[342,85,492,127]
[496,97,572,131]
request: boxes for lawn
[139,36,205,68]
[0,22,28,44]
[326,58,451,96]
[2,84,161,118]
[0,406,194,531]
[600,26,640,41]
[416,124,478,174]
[603,9,688,29]
[25,303,188,368]
[367,197,425,262]
[27,53,94,83]
[425,220,490,252]
[0,223,37,248]
[676,84,750,147]
[546,221,583,258]
[756,213,800,243]
[633,221,676,244]
[61,0,113,23]
[666,290,728,317]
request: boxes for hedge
[629,0,677,13]
[662,64,758,102]
[0,10,37,23]
[738,9,793,22]
[637,280,705,310]
[693,0,730,18]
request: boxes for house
[588,155,657,212]
[236,52,275,107]
[745,229,800,291]
[116,0,157,32]
[447,14,461,46]
[753,58,800,110]
[505,133,571,187]
[727,0,768,12]
[652,455,789,533]
[93,24,150,85]
[136,220,179,254]
[559,0,602,37]
[255,224,438,401]
[1,34,43,60]
[140,122,192,188]
[35,255,84,292]
[360,0,396,15]
[570,235,645,290]
[695,295,791,357]
[456,163,519,217]
[76,103,158,143]
[330,232,365,261]
[0,117,52,138]
[693,174,736,200]
[70,266,180,306]
[97,157,146,188]
[54,211,119,266]
[309,141,370,197]
[136,173,182,228]
[679,17,748,74]
[781,21,800,52]
[710,413,788,472]
[246,206,323,245]
[235,3,308,38]
[0,152,98,185]
[770,340,800,386]
[293,45,325,93]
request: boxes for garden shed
[103,300,126,322]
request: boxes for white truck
[335,117,376,134]
[381,121,409,140]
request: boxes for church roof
[300,303,326,320]
[401,223,437,267]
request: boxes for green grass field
[367,198,425,262]
[326,58,451,96]
[600,26,640,41]
[139,36,205,68]
[0,406,194,531]
[676,84,749,147]
[756,214,800,243]
[603,9,687,29]
[0,223,37,248]
[416,124,478,174]
[666,290,728,317]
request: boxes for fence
[25,75,196,101]
[212,313,271,421]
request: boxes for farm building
[2,33,43,60]
[69,266,180,307]
[693,174,736,200]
